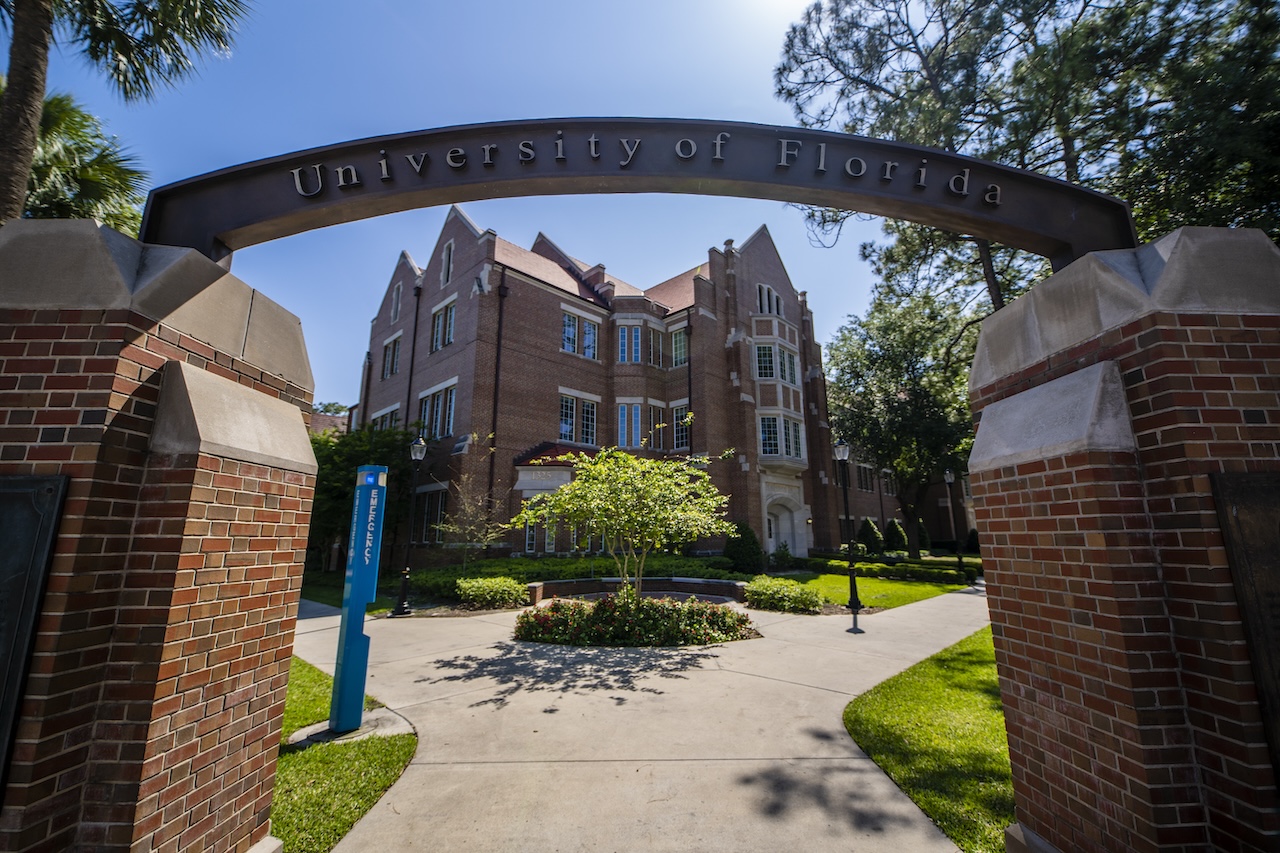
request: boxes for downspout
[487,265,510,501]
[403,277,424,430]
[685,316,693,444]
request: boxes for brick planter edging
[526,577,747,605]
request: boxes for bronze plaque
[1212,472,1280,777]
[0,476,67,783]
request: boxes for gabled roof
[644,263,704,311]
[494,237,607,306]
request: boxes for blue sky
[11,0,884,404]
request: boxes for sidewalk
[289,588,990,852]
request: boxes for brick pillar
[0,222,315,853]
[968,228,1280,853]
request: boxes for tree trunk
[0,0,55,223]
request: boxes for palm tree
[1,77,147,234]
[0,0,249,223]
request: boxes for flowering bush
[456,576,528,609]
[744,575,823,614]
[513,590,754,647]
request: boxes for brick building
[352,206,903,557]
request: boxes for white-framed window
[782,350,798,385]
[369,405,400,432]
[562,313,578,354]
[649,328,663,366]
[761,417,803,458]
[618,403,642,447]
[559,395,576,442]
[441,241,454,285]
[417,490,448,545]
[618,325,641,363]
[857,464,875,492]
[782,419,803,458]
[649,406,664,450]
[755,345,775,379]
[381,337,401,378]
[431,303,455,352]
[390,282,402,322]
[545,523,556,552]
[558,391,599,445]
[419,385,456,439]
[581,400,597,445]
[525,521,536,553]
[671,328,688,367]
[673,405,689,449]
[883,470,898,497]
[561,312,599,359]
[760,416,779,455]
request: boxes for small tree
[723,521,765,574]
[512,447,734,597]
[439,472,508,570]
[885,519,908,552]
[857,518,885,555]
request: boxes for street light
[391,435,428,617]
[944,469,965,577]
[833,439,863,634]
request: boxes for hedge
[407,554,749,602]
[822,559,974,585]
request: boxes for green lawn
[272,658,416,853]
[789,572,968,609]
[843,626,1014,852]
[299,569,397,614]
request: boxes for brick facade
[356,206,870,557]
[0,223,315,853]
[968,228,1280,852]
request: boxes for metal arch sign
[140,117,1137,270]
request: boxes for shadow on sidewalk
[419,641,721,709]
[738,757,920,834]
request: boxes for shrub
[917,519,931,551]
[744,575,823,614]
[856,562,970,584]
[768,541,796,571]
[965,527,981,554]
[857,518,885,554]
[456,576,528,609]
[723,521,765,573]
[513,592,753,646]
[885,519,908,552]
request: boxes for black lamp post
[391,435,428,617]
[834,439,863,634]
[944,469,965,577]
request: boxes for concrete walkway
[290,588,990,852]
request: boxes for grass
[272,658,416,853]
[788,572,968,609]
[843,626,1014,852]
[299,569,397,614]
